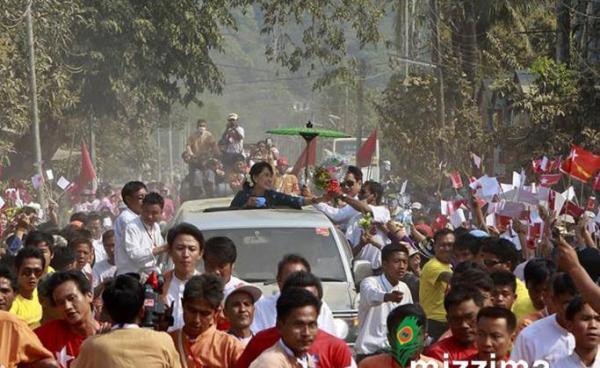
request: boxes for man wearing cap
[220,113,245,169]
[224,284,262,346]
[273,157,300,195]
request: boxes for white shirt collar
[111,323,140,330]
[278,339,313,368]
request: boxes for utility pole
[168,121,174,185]
[156,122,162,182]
[89,115,96,168]
[355,59,366,161]
[429,0,445,130]
[404,0,410,77]
[26,2,45,206]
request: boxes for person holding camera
[220,113,245,170]
[230,162,312,210]
[71,274,181,368]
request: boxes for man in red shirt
[425,287,484,363]
[35,270,104,367]
[236,326,355,368]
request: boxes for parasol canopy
[267,122,350,182]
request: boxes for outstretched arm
[557,237,600,313]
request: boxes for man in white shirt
[92,230,117,289]
[311,166,363,231]
[511,272,579,365]
[116,192,168,275]
[355,243,413,358]
[86,212,107,264]
[343,180,391,271]
[221,113,245,169]
[554,296,600,368]
[113,181,147,269]
[251,254,338,337]
[162,223,204,331]
[203,236,246,296]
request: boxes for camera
[141,272,173,329]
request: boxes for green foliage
[375,72,487,192]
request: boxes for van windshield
[199,227,347,283]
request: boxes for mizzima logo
[410,353,550,368]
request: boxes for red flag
[560,145,600,182]
[356,129,377,168]
[69,141,96,193]
[291,139,317,176]
[593,174,600,191]
[432,215,448,231]
[539,173,561,187]
[449,171,463,189]
[561,201,585,219]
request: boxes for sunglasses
[20,267,43,277]
[483,259,504,267]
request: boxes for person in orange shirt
[0,310,59,368]
[169,274,244,367]
[359,304,442,368]
[273,157,300,196]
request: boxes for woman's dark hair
[45,270,92,306]
[182,274,224,309]
[276,288,321,322]
[102,274,144,324]
[167,223,205,249]
[244,162,274,190]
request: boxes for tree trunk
[4,116,70,179]
[461,0,478,85]
[556,0,571,64]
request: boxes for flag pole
[580,180,584,208]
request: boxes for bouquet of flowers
[358,212,373,231]
[312,153,348,193]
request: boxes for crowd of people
[2,119,600,367]
[181,113,300,201]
